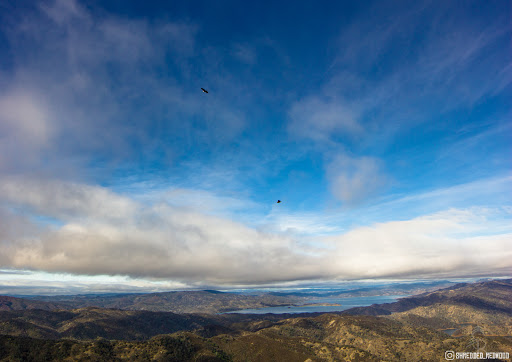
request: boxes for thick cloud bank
[0,178,510,285]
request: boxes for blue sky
[0,0,510,293]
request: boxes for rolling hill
[0,279,510,360]
[343,279,512,337]
[16,290,300,314]
[0,296,68,312]
[1,312,511,361]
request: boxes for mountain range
[0,279,510,361]
[7,279,455,314]
[8,290,300,314]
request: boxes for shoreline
[296,303,342,307]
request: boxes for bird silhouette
[201,88,208,93]
[277,200,281,203]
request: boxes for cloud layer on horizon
[0,177,510,286]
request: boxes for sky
[0,0,510,294]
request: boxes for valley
[0,279,510,360]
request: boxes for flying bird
[276,200,281,203]
[201,88,208,93]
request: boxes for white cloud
[0,177,137,221]
[263,212,341,236]
[322,208,512,279]
[0,91,51,145]
[375,175,512,220]
[326,153,387,205]
[0,91,53,172]
[40,0,88,25]
[0,89,62,176]
[0,178,316,283]
[0,178,510,285]
[288,96,362,143]
[0,270,190,295]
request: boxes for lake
[227,295,410,314]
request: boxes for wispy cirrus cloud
[330,0,511,109]
[288,96,363,144]
[0,0,249,179]
[286,0,510,205]
[323,4,510,131]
